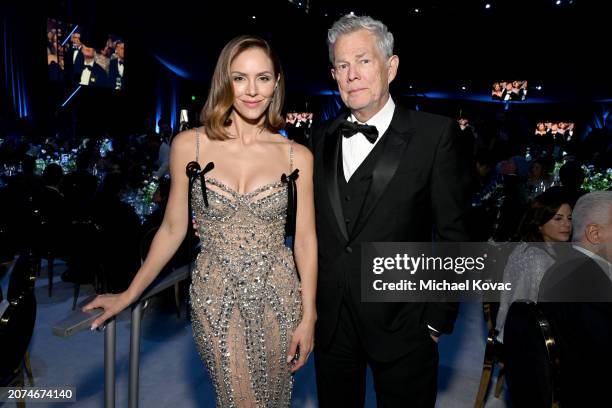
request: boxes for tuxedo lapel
[349,108,414,240]
[323,115,349,241]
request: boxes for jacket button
[345,195,351,201]
[345,246,353,253]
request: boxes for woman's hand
[82,292,132,330]
[287,317,315,373]
[192,218,200,237]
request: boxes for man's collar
[572,244,612,270]
[348,97,395,141]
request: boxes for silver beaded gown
[189,132,302,408]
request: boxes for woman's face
[230,47,277,124]
[531,162,543,178]
[540,203,572,242]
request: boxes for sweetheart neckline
[204,176,285,197]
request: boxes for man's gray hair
[327,14,394,64]
[572,191,612,241]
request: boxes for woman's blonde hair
[201,35,285,140]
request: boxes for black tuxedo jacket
[538,246,612,406]
[64,47,84,80]
[74,62,108,87]
[312,104,470,361]
[108,59,124,89]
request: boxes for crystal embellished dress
[189,133,302,408]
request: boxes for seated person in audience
[141,178,196,268]
[559,161,587,207]
[61,154,98,220]
[496,188,572,340]
[539,191,612,407]
[92,172,141,292]
[4,155,43,249]
[35,163,69,252]
[527,158,553,196]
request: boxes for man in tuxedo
[64,31,84,84]
[74,44,108,87]
[108,41,125,90]
[538,191,612,407]
[311,14,470,407]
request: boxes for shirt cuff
[427,325,440,336]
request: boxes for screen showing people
[534,121,575,139]
[491,81,527,101]
[47,18,125,90]
[284,111,313,145]
[532,121,576,158]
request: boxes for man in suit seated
[539,191,612,407]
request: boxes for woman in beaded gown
[83,36,318,407]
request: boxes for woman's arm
[123,131,193,301]
[84,130,195,328]
[292,143,318,322]
[287,143,318,372]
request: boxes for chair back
[6,250,37,300]
[504,301,561,408]
[0,290,37,385]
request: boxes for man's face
[331,29,398,121]
[71,33,81,47]
[116,43,125,60]
[589,205,612,263]
[82,45,95,59]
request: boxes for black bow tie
[83,65,93,71]
[118,60,124,66]
[338,120,379,143]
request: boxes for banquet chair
[504,301,561,408]
[0,289,37,406]
[474,302,505,408]
[65,219,105,310]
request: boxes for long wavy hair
[201,35,285,140]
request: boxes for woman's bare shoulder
[290,140,313,163]
[171,127,212,153]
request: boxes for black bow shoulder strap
[281,169,299,238]
[186,160,215,207]
[187,127,215,208]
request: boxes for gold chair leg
[16,367,26,408]
[474,363,493,408]
[494,364,505,398]
[23,351,34,386]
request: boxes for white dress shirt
[342,97,395,182]
[79,62,94,85]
